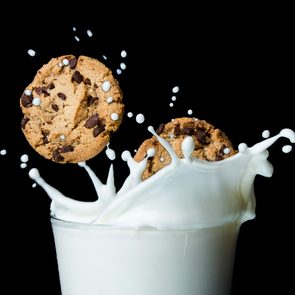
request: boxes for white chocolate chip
[32,97,41,106]
[223,147,231,155]
[24,89,32,96]
[62,58,69,66]
[106,97,113,104]
[102,81,111,92]
[111,113,119,121]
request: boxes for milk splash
[29,128,295,229]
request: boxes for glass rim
[50,215,239,232]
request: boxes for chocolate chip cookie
[20,55,124,163]
[134,117,236,179]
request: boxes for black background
[1,6,294,295]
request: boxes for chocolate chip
[215,155,223,161]
[93,125,105,137]
[34,87,50,96]
[84,113,100,129]
[21,117,30,129]
[93,83,98,89]
[219,144,226,154]
[52,150,64,162]
[48,83,55,90]
[42,88,50,97]
[21,93,33,108]
[183,127,194,136]
[34,87,43,95]
[57,92,67,100]
[43,136,49,144]
[72,71,84,83]
[84,78,91,85]
[195,128,208,145]
[156,123,165,135]
[174,124,182,136]
[60,145,74,153]
[87,95,98,106]
[52,104,59,112]
[69,58,77,69]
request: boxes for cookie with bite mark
[134,117,236,179]
[20,55,124,163]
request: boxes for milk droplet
[171,96,177,101]
[106,147,116,161]
[238,143,248,152]
[147,148,155,157]
[134,149,137,153]
[106,97,113,104]
[29,168,40,178]
[27,49,36,57]
[187,109,193,115]
[172,86,179,93]
[32,183,37,188]
[120,63,126,70]
[102,55,107,60]
[121,151,131,161]
[20,154,29,163]
[127,112,133,118]
[73,27,76,31]
[0,149,7,155]
[60,135,66,141]
[111,113,119,121]
[223,147,231,155]
[116,69,122,75]
[62,58,69,66]
[262,130,270,138]
[169,103,174,107]
[20,163,27,169]
[74,36,80,42]
[102,81,111,92]
[160,157,165,162]
[282,145,292,153]
[87,29,93,37]
[77,161,86,167]
[24,89,32,96]
[136,114,145,124]
[121,50,127,58]
[32,97,41,106]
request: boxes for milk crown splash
[29,128,295,229]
